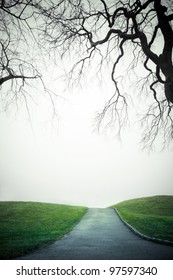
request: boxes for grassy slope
[0,201,87,259]
[113,195,173,242]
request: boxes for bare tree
[37,0,173,149]
[0,1,37,108]
[1,0,173,149]
[0,0,60,119]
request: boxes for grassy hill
[0,201,87,259]
[113,195,173,242]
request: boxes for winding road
[17,208,173,260]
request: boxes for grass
[0,201,87,259]
[113,195,173,242]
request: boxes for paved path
[16,208,173,260]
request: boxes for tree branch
[0,73,40,86]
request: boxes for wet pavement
[16,208,173,260]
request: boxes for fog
[0,77,173,208]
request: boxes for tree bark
[154,0,173,103]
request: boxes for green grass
[0,201,87,259]
[113,195,173,242]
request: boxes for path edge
[113,208,173,247]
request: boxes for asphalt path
[16,208,173,260]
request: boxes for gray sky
[1,0,173,208]
[0,70,173,208]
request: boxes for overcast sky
[0,63,173,208]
